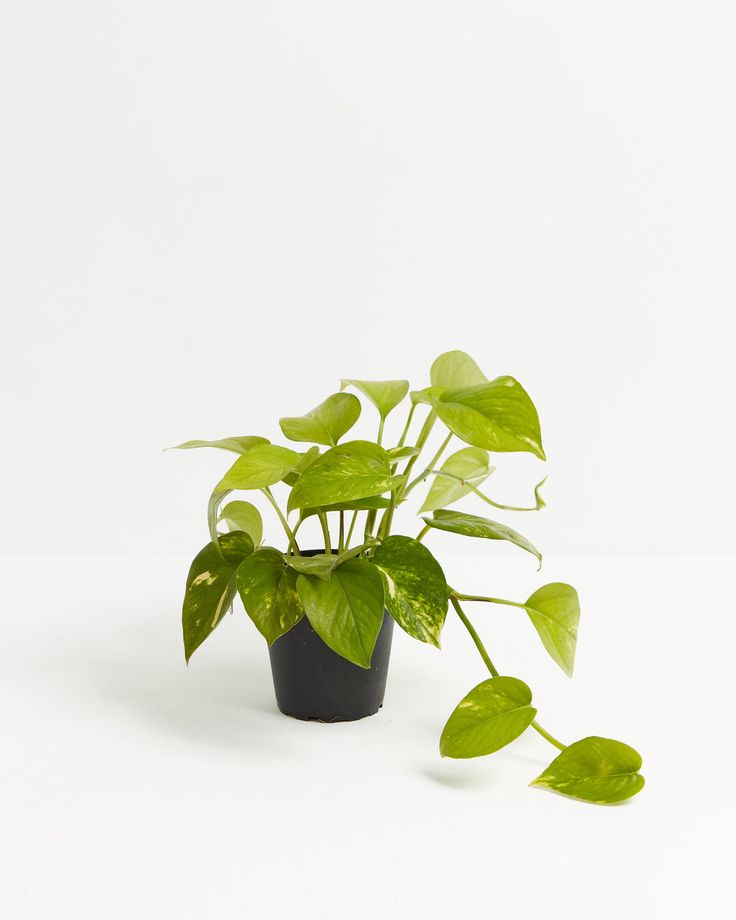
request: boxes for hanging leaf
[236,548,304,644]
[421,509,542,566]
[440,676,537,758]
[219,500,263,546]
[523,583,580,677]
[430,351,488,389]
[372,536,448,647]
[182,531,254,662]
[288,440,404,513]
[340,379,410,420]
[531,736,645,804]
[296,559,385,668]
[216,444,302,491]
[167,435,270,454]
[418,446,494,513]
[280,393,361,447]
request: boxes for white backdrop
[2,0,734,555]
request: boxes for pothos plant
[171,350,644,805]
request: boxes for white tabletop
[2,553,732,919]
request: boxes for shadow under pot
[268,552,394,722]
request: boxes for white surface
[2,553,733,919]
[2,1,735,555]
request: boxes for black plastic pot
[268,553,394,722]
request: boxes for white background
[2,3,735,919]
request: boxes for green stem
[396,403,416,449]
[345,510,359,547]
[425,471,546,512]
[318,512,332,554]
[404,432,453,496]
[377,416,385,446]
[415,524,430,543]
[338,511,345,553]
[335,539,377,565]
[378,409,437,538]
[452,592,526,610]
[530,720,566,752]
[262,488,299,554]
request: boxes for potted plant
[170,350,644,805]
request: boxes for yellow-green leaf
[167,435,269,454]
[523,583,580,677]
[430,351,488,388]
[280,393,361,447]
[340,379,409,420]
[531,736,645,804]
[419,446,493,513]
[219,500,263,546]
[421,509,542,566]
[216,444,302,491]
[236,548,304,645]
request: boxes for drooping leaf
[440,676,537,758]
[288,440,404,513]
[299,495,392,521]
[419,446,494,513]
[284,553,337,580]
[236,548,304,644]
[282,446,320,486]
[531,736,645,804]
[340,379,410,420]
[216,444,302,491]
[207,488,231,551]
[182,531,254,662]
[296,559,385,668]
[167,435,270,454]
[523,583,580,677]
[421,509,542,566]
[430,351,488,389]
[372,536,448,647]
[219,500,263,546]
[387,446,420,462]
[425,377,545,460]
[280,393,361,447]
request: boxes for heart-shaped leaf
[296,559,385,668]
[216,444,302,491]
[182,531,254,662]
[219,500,263,546]
[419,446,494,513]
[427,377,545,460]
[531,736,645,804]
[523,583,580,676]
[167,435,269,454]
[340,379,410,420]
[421,509,542,566]
[288,441,404,513]
[440,676,537,758]
[236,548,304,645]
[284,553,337,580]
[430,351,488,388]
[280,393,361,447]
[372,536,448,647]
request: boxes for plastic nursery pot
[268,552,394,722]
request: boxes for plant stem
[452,592,526,610]
[318,512,332,554]
[345,510,358,547]
[450,594,567,752]
[338,510,345,553]
[378,408,437,538]
[415,524,430,542]
[377,416,385,446]
[404,432,453,496]
[425,471,546,512]
[262,488,299,554]
[335,539,377,565]
[396,403,416,449]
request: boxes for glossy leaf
[282,446,320,486]
[419,446,494,513]
[288,440,404,513]
[421,509,542,566]
[296,559,385,668]
[430,378,545,460]
[430,350,488,389]
[340,379,410,420]
[279,393,361,447]
[182,531,254,662]
[216,444,301,491]
[531,736,645,804]
[387,446,420,462]
[284,553,337,580]
[219,500,263,546]
[372,536,448,647]
[440,676,537,758]
[236,548,304,644]
[167,435,269,454]
[523,583,580,677]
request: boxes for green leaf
[372,536,448,647]
[207,488,231,551]
[440,676,537,758]
[523,583,580,677]
[387,446,420,462]
[219,500,263,546]
[431,378,545,460]
[340,379,410,420]
[419,446,494,513]
[282,446,320,486]
[288,440,404,513]
[299,495,392,521]
[279,392,361,447]
[167,435,269,454]
[430,351,488,388]
[182,531,254,662]
[421,509,542,567]
[296,559,385,668]
[531,736,645,804]
[284,553,337,580]
[236,548,304,644]
[216,444,301,491]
